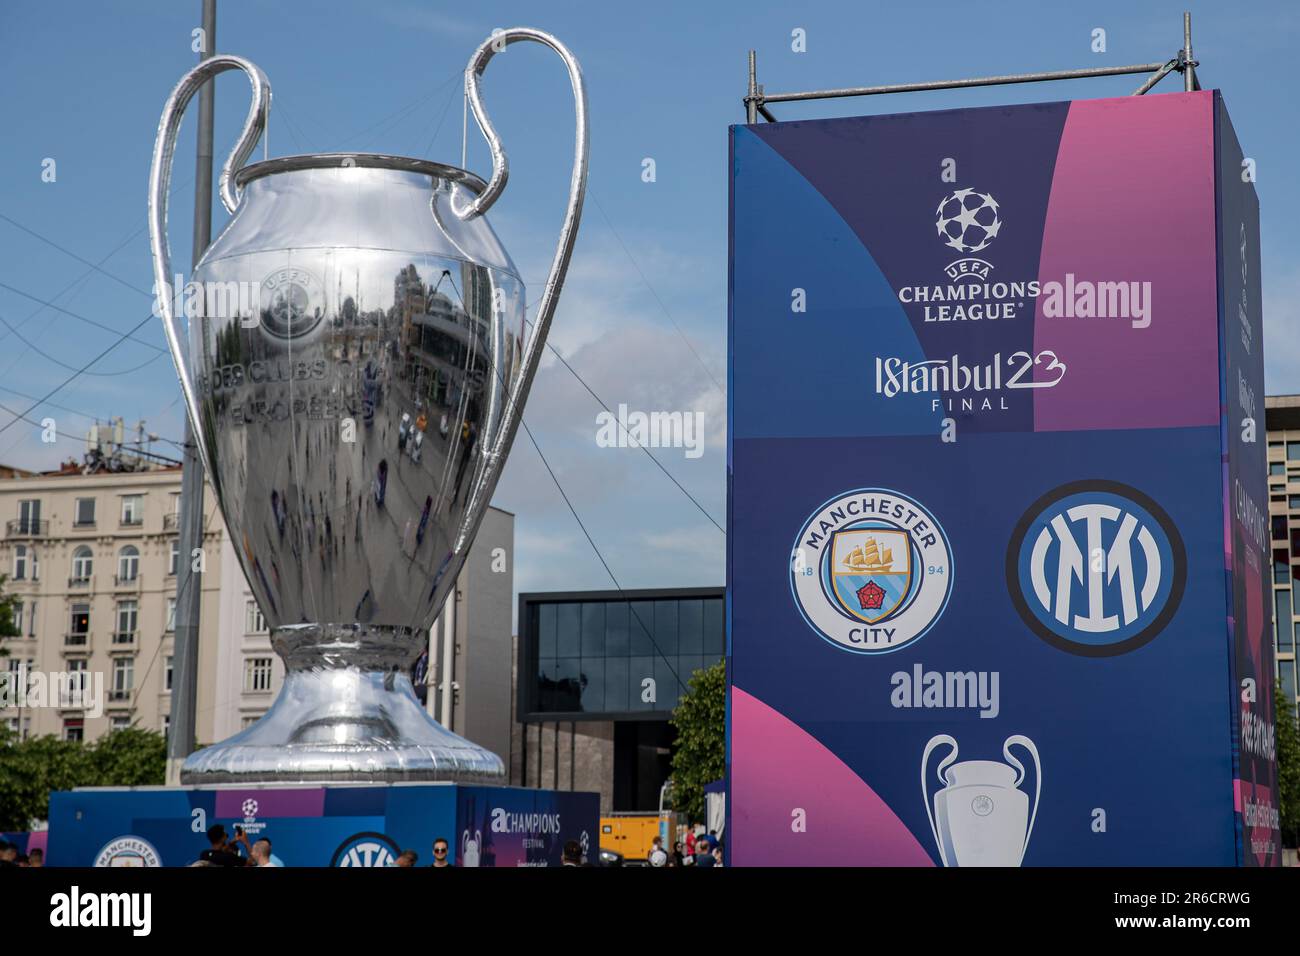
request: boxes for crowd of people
[0,840,43,867]
[647,822,723,867]
[189,826,592,867]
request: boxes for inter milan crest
[791,488,953,654]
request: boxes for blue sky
[1,0,1297,604]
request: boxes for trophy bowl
[149,30,587,783]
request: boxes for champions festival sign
[46,784,597,867]
[727,90,1278,866]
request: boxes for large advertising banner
[727,90,1279,866]
[47,784,598,867]
[1216,98,1279,866]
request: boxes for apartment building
[0,465,224,743]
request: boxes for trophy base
[180,626,505,785]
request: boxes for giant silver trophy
[148,28,587,783]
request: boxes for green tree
[0,727,91,831]
[90,726,167,786]
[1276,684,1300,848]
[0,573,19,655]
[669,659,726,823]
[0,725,165,831]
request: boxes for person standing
[431,838,453,867]
[199,824,248,866]
[250,839,281,867]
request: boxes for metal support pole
[745,12,1202,121]
[763,61,1167,106]
[745,50,758,124]
[438,589,457,730]
[1133,59,1179,96]
[166,0,215,786]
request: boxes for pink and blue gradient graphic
[729,687,932,867]
[1031,93,1218,431]
[729,90,1269,866]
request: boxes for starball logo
[890,187,1153,329]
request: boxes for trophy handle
[147,55,271,478]
[454,27,588,465]
[921,734,958,868]
[1003,735,1041,866]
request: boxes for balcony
[108,689,132,703]
[64,632,90,648]
[112,631,136,646]
[68,576,93,590]
[120,515,143,529]
[5,518,48,539]
[113,574,141,591]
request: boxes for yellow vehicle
[600,814,661,861]
[601,782,683,863]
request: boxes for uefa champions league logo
[241,799,258,820]
[935,188,1001,255]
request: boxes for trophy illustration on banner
[148,28,587,783]
[922,734,1041,867]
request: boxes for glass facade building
[519,588,725,720]
[1267,397,1300,717]
[516,587,724,814]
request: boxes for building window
[117,545,140,583]
[74,497,96,526]
[244,657,273,692]
[25,599,34,637]
[12,544,27,580]
[168,539,178,576]
[162,714,170,738]
[114,599,138,643]
[1274,515,1289,542]
[1272,462,1287,476]
[68,603,90,644]
[66,658,87,702]
[241,714,263,729]
[120,495,143,526]
[1277,590,1293,651]
[1289,442,1300,462]
[112,658,134,700]
[166,597,176,632]
[245,601,267,635]
[1280,658,1297,706]
[110,716,130,733]
[71,545,93,583]
[2,659,25,697]
[529,595,725,717]
[1277,549,1292,585]
[63,719,84,742]
[10,601,21,636]
[17,499,41,534]
[165,655,173,692]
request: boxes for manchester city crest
[791,488,953,654]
